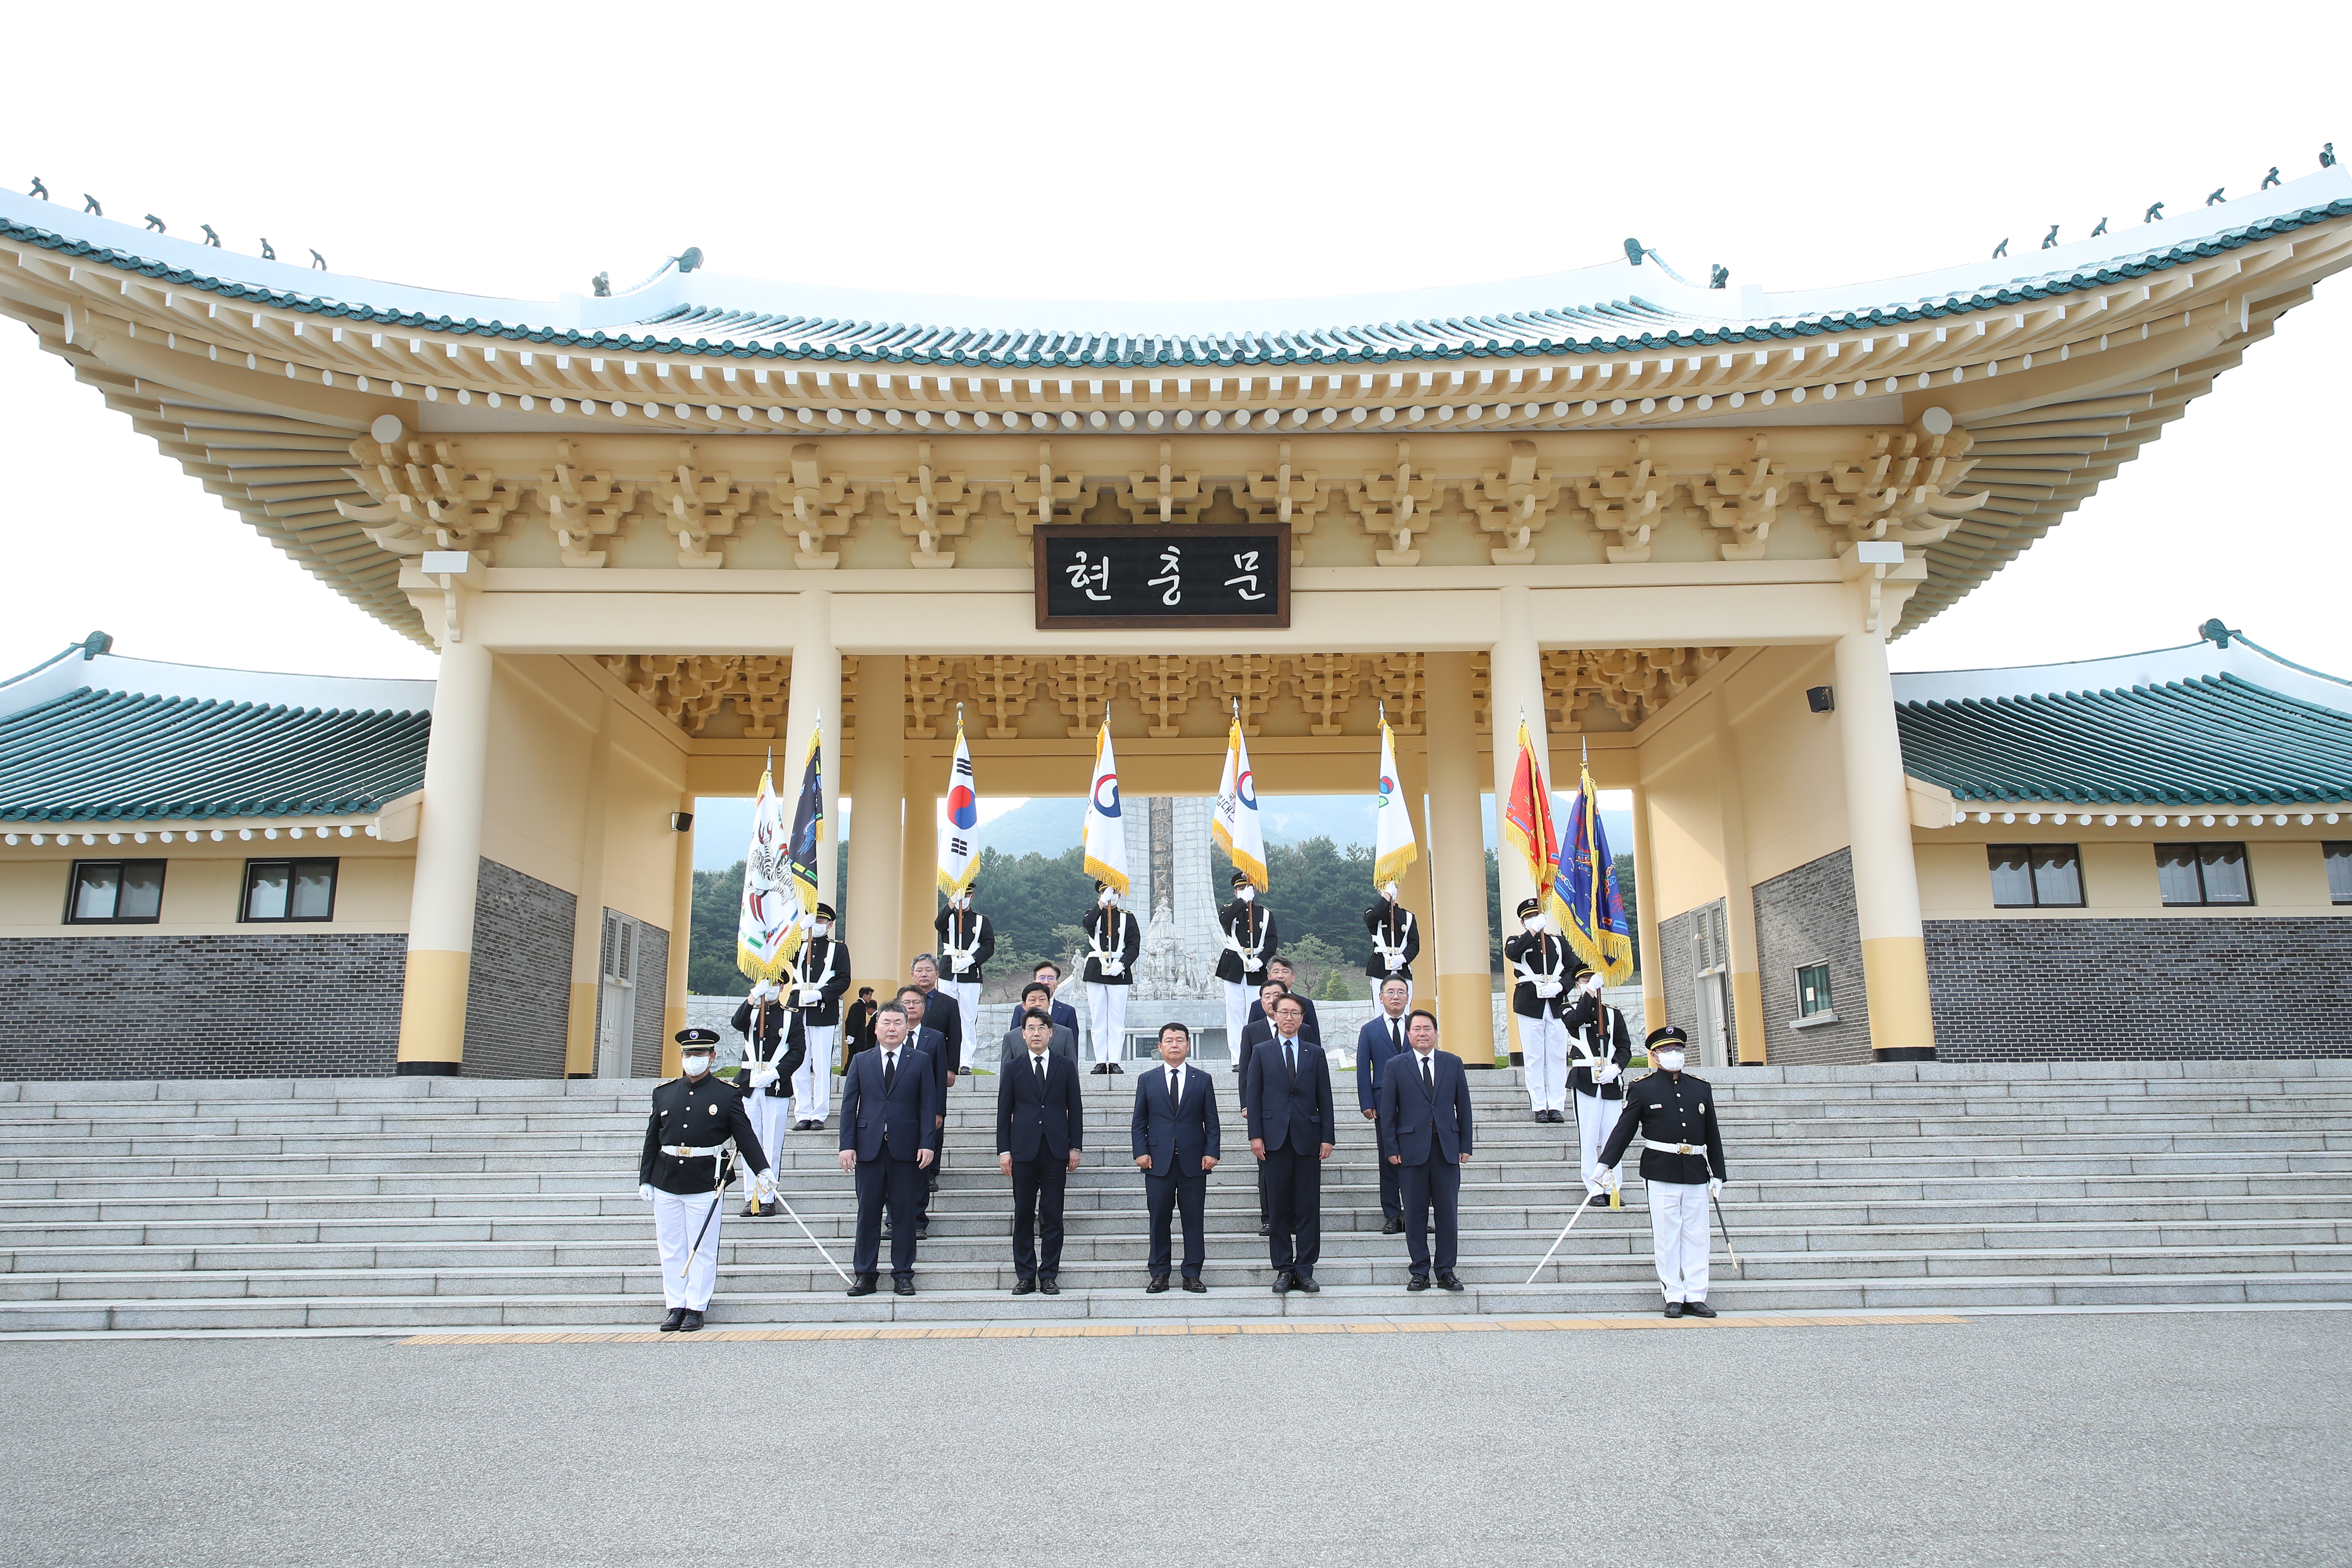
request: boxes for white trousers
[946,982,981,1074]
[743,1087,787,1194]
[1648,1179,1712,1304]
[653,1187,725,1310]
[1519,1013,1568,1110]
[1572,1092,1618,1196]
[793,1026,838,1121]
[1087,983,1130,1064]
[1222,980,1253,1064]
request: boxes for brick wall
[1924,916,2352,1060]
[1657,899,1738,1063]
[0,932,406,1079]
[461,858,576,1079]
[1752,848,1871,1067]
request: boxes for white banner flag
[1210,715,1267,888]
[937,717,980,899]
[1373,716,1419,888]
[1081,719,1129,894]
[736,763,797,983]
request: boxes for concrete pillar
[1712,693,1767,1064]
[564,695,614,1078]
[661,787,695,1077]
[1487,586,1547,1066]
[1833,628,1938,1060]
[1631,778,1665,1041]
[1424,653,1496,1065]
[787,590,843,909]
[845,655,906,1014]
[899,766,939,987]
[395,637,493,1075]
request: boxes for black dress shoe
[1257,1222,1270,1237]
[1089,1063,1109,1075]
[1012,1278,1038,1296]
[1683,1301,1718,1319]
[916,1222,930,1241]
[1382,1217,1404,1234]
[1181,1276,1206,1293]
[1407,1276,1430,1292]
[1272,1271,1294,1295]
[758,1200,780,1217]
[1436,1271,1464,1293]
[1146,1276,1170,1293]
[1039,1277,1060,1295]
[659,1308,687,1331]
[678,1310,704,1332]
[846,1276,879,1297]
[1533,1111,1549,1124]
[1663,1302,1684,1319]
[1292,1275,1320,1294]
[893,1278,916,1296]
[741,1201,762,1218]
[1108,1063,1124,1075]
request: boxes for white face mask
[680,1054,711,1078]
[812,922,831,938]
[1236,887,1255,903]
[1522,917,1545,935]
[1655,1049,1686,1072]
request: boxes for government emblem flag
[783,724,824,957]
[1081,718,1130,894]
[937,715,980,899]
[1210,712,1268,889]
[1372,715,1418,887]
[736,761,795,983]
[1555,753,1634,984]
[1501,718,1568,927]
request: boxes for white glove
[797,986,822,1007]
[1596,1063,1620,1084]
[637,1184,655,1202]
[1385,957,1403,973]
[1709,1178,1724,1197]
[751,1065,780,1089]
[1100,959,1124,976]
[1534,979,1562,998]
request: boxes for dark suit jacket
[1130,1063,1221,1178]
[838,1043,941,1163]
[996,1047,1085,1162]
[913,989,962,1069]
[1377,1048,1474,1165]
[1236,1018,1276,1113]
[1246,995,1321,1043]
[1049,999,1081,1037]
[1243,1035,1336,1153]
[1356,1012,1411,1112]
[999,1023,1078,1069]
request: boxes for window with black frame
[1986,844,2084,908]
[1795,963,1834,1019]
[2326,842,2352,905]
[242,858,339,922]
[2155,842,2253,906]
[65,860,166,924]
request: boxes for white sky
[1,1,2346,682]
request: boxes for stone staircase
[2,1061,2348,1330]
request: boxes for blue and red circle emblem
[949,784,978,830]
[1237,770,1256,809]
[1093,774,1122,818]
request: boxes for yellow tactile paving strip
[398,1314,1966,1345]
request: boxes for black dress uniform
[637,1034,769,1329]
[1503,903,1574,1118]
[934,903,990,1077]
[1360,897,1421,987]
[1081,894,1142,1074]
[786,922,851,1127]
[1216,882,1277,1078]
[1562,983,1633,1198]
[1598,1029,1727,1315]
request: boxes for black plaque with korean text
[1034,523,1290,630]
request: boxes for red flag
[1500,719,1561,911]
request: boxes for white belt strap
[1642,1137,1708,1157]
[665,1142,729,1158]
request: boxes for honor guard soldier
[1082,881,1142,1075]
[1216,871,1278,1066]
[934,885,993,1075]
[1360,880,1421,1001]
[1504,897,1574,1123]
[638,1029,770,1332]
[729,984,799,1215]
[1597,1026,1727,1318]
[1562,966,1632,1206]
[787,903,851,1130]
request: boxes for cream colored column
[787,590,843,909]
[1630,778,1666,1040]
[661,787,695,1077]
[1834,628,1938,1060]
[395,637,493,1075]
[845,654,906,1010]
[563,695,615,1078]
[1425,653,1498,1065]
[899,769,939,985]
[1712,693,1767,1064]
[1393,737,1436,984]
[1488,587,1547,1065]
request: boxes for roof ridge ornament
[2198,618,2242,649]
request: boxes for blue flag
[1554,759,1633,986]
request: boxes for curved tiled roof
[1896,672,2352,807]
[0,687,429,824]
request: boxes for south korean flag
[937,715,981,900]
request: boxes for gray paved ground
[1,1311,2343,1567]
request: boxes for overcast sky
[2,1,2345,683]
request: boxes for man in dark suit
[906,954,965,1081]
[841,988,879,1065]
[894,983,951,1234]
[1031,962,1082,1041]
[836,1002,939,1297]
[1355,976,1413,1236]
[996,1006,1086,1295]
[1244,993,1335,1294]
[1245,957,1320,1044]
[1378,1009,1474,1292]
[998,981,1079,1069]
[1235,979,1289,1238]
[1131,1021,1220,1293]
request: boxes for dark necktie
[1389,1019,1401,1054]
[1034,1051,1047,1085]
[1422,1054,1435,1099]
[883,1051,897,1094]
[1285,1040,1296,1079]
